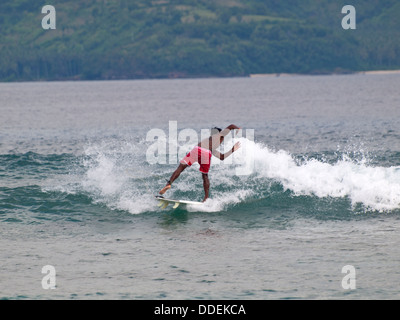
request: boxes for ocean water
[1,74,400,300]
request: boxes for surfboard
[155,195,203,209]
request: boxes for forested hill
[1,0,400,81]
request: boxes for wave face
[234,138,400,213]
[19,136,397,217]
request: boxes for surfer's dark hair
[211,127,222,134]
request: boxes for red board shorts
[180,146,212,174]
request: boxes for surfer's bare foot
[159,184,171,195]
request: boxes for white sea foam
[187,189,255,213]
[69,141,157,214]
[234,138,400,212]
[59,137,400,215]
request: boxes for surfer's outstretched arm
[219,124,241,137]
[212,142,241,161]
[159,163,188,195]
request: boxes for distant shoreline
[356,69,400,75]
[250,69,400,78]
[1,69,400,83]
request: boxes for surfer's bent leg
[202,173,209,202]
[159,163,188,195]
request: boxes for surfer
[159,124,241,202]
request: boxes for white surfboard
[155,195,203,209]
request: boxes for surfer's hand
[232,141,241,152]
[227,124,241,135]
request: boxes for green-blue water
[1,75,400,299]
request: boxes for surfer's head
[211,127,224,144]
[211,127,222,136]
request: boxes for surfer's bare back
[159,124,241,202]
